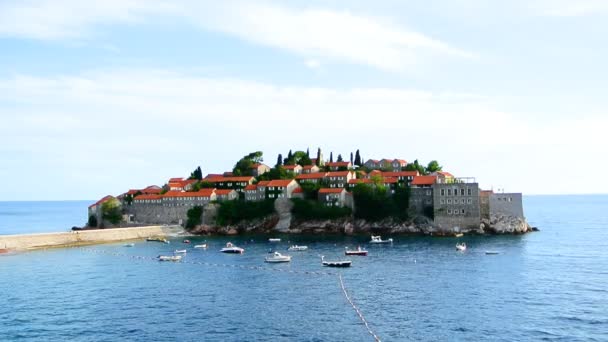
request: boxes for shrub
[101,199,122,225]
[186,206,203,229]
[88,215,98,228]
[216,199,275,225]
[291,198,352,220]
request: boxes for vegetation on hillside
[216,199,275,226]
[291,198,352,220]
[352,183,411,222]
[186,206,203,229]
[101,198,122,225]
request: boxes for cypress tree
[276,154,283,167]
[287,150,293,163]
[330,152,334,163]
[350,152,354,165]
[306,148,310,157]
[337,154,343,162]
[316,148,321,166]
[354,150,361,166]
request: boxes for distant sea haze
[1,195,607,340]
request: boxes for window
[440,189,445,196]
[453,188,458,196]
[467,198,472,204]
[448,209,452,214]
[461,188,465,196]
[461,209,465,214]
[426,190,432,196]
[508,197,512,202]
[461,199,465,204]
[447,199,452,204]
[440,199,445,204]
[447,189,452,196]
[467,189,472,196]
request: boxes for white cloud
[533,0,608,16]
[304,59,321,70]
[0,0,472,71]
[0,69,606,199]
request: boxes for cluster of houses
[89,158,524,229]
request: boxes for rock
[344,222,354,235]
[226,228,238,235]
[274,198,293,232]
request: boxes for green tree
[276,154,283,167]
[330,152,334,163]
[101,198,122,225]
[405,159,426,175]
[354,150,361,166]
[233,151,263,176]
[337,154,343,162]
[186,206,203,229]
[88,215,98,228]
[426,160,443,173]
[189,166,203,180]
[316,148,321,166]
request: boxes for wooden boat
[194,244,208,249]
[288,245,308,251]
[265,252,291,263]
[321,255,352,267]
[220,242,244,254]
[456,243,467,252]
[174,249,187,254]
[268,238,281,243]
[345,246,368,256]
[158,255,182,262]
[370,235,393,244]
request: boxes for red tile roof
[168,177,183,183]
[326,171,351,177]
[134,194,162,200]
[168,182,184,188]
[142,188,162,194]
[257,181,271,186]
[205,176,254,183]
[437,171,454,178]
[411,176,437,186]
[282,165,301,170]
[302,165,318,170]
[296,173,327,180]
[326,162,351,167]
[126,189,140,195]
[381,171,419,178]
[164,189,215,198]
[383,177,398,184]
[204,174,223,179]
[244,185,257,191]
[267,179,295,187]
[292,187,303,194]
[394,159,407,164]
[319,188,346,194]
[89,195,114,208]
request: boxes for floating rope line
[339,273,382,342]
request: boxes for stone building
[296,172,327,184]
[432,179,481,229]
[325,171,355,188]
[302,165,320,174]
[250,163,271,177]
[215,189,239,201]
[265,179,299,199]
[490,193,524,219]
[410,188,434,217]
[318,188,350,207]
[282,164,303,175]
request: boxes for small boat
[174,249,187,254]
[265,251,292,263]
[0,248,12,254]
[194,244,208,249]
[220,242,244,254]
[288,245,308,251]
[147,237,170,244]
[454,233,464,238]
[183,239,191,244]
[456,243,467,252]
[268,238,281,243]
[485,251,500,255]
[370,235,393,244]
[345,246,368,256]
[158,255,182,262]
[321,255,352,268]
[124,243,135,247]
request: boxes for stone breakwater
[0,226,184,251]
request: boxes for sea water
[0,196,607,341]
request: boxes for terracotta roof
[437,171,454,178]
[411,176,437,186]
[348,179,373,184]
[319,188,345,194]
[292,187,303,194]
[326,162,351,167]
[196,189,216,197]
[215,189,235,195]
[164,189,215,198]
[204,174,223,179]
[257,181,271,186]
[205,176,254,183]
[168,177,183,183]
[267,179,295,187]
[394,159,407,164]
[296,173,327,180]
[383,177,398,184]
[244,185,257,191]
[142,188,162,194]
[126,189,140,195]
[134,194,162,201]
[381,171,419,178]
[250,163,269,169]
[89,195,114,208]
[282,165,301,170]
[168,182,184,188]
[302,165,318,170]
[369,170,382,176]
[144,185,161,190]
[326,171,351,177]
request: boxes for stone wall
[490,193,524,219]
[124,203,190,225]
[410,188,433,216]
[432,183,481,229]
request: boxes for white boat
[158,255,182,262]
[174,249,187,254]
[345,246,368,256]
[288,245,308,251]
[456,243,467,252]
[268,238,281,243]
[220,242,244,254]
[370,235,393,244]
[193,244,208,249]
[265,252,291,263]
[321,255,352,267]
[124,243,135,247]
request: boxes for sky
[1,0,607,201]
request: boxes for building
[162,189,217,207]
[244,184,261,202]
[88,195,116,220]
[324,171,355,188]
[296,172,327,184]
[291,187,305,199]
[479,190,493,220]
[326,161,352,171]
[282,164,303,175]
[364,159,380,170]
[411,176,438,188]
[431,171,456,184]
[215,189,239,201]
[132,194,163,205]
[265,179,299,199]
[250,163,271,177]
[380,171,419,185]
[432,179,481,229]
[203,176,255,193]
[489,192,524,219]
[347,178,373,189]
[409,187,434,217]
[318,188,349,207]
[365,158,407,171]
[302,165,320,174]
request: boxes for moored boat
[485,251,500,255]
[194,244,208,249]
[220,242,244,254]
[268,238,281,243]
[183,239,191,244]
[345,246,368,256]
[288,245,308,251]
[265,252,291,263]
[147,237,169,244]
[124,243,135,247]
[158,255,182,262]
[321,255,352,267]
[370,235,393,244]
[174,249,187,254]
[454,233,464,238]
[456,243,467,252]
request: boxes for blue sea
[1,196,607,341]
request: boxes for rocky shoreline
[189,214,537,236]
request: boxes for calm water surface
[1,196,607,341]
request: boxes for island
[87,149,533,236]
